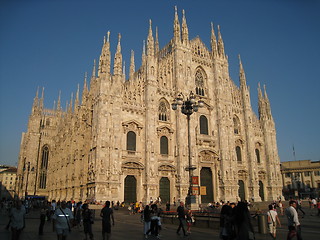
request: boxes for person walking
[176,201,187,236]
[82,203,94,240]
[186,209,194,234]
[100,201,114,240]
[219,204,234,240]
[39,206,47,235]
[267,204,281,239]
[285,200,302,240]
[234,201,255,240]
[9,200,26,240]
[52,200,74,240]
[142,205,151,238]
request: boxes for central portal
[124,175,137,203]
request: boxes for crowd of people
[1,196,320,240]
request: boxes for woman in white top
[267,204,281,239]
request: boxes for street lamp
[172,91,204,209]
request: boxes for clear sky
[0,0,319,166]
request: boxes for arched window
[126,131,136,151]
[200,115,208,135]
[39,146,49,189]
[160,136,168,155]
[236,146,242,162]
[158,100,169,121]
[255,149,261,164]
[233,116,241,134]
[195,68,205,96]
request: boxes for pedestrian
[74,202,82,229]
[176,201,187,236]
[285,200,302,240]
[82,203,94,240]
[165,201,170,211]
[39,206,47,235]
[142,205,151,238]
[9,200,26,240]
[296,199,306,216]
[234,201,255,240]
[278,200,284,215]
[52,200,74,240]
[100,201,114,240]
[317,199,320,216]
[267,204,281,239]
[219,204,234,240]
[186,209,193,234]
[146,204,160,238]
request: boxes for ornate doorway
[200,167,213,203]
[159,177,170,204]
[124,175,137,203]
[238,180,245,201]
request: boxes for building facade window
[285,173,291,178]
[160,136,168,155]
[195,68,205,96]
[199,115,208,135]
[158,100,169,121]
[126,131,136,151]
[233,116,241,135]
[236,146,242,162]
[314,171,320,176]
[39,145,49,189]
[255,149,261,164]
[304,171,311,177]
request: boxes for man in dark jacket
[176,201,187,236]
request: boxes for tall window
[255,149,261,164]
[160,136,168,155]
[39,146,49,189]
[236,146,242,162]
[158,101,169,121]
[195,68,205,96]
[200,115,208,135]
[126,131,136,151]
[233,116,241,134]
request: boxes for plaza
[1,202,319,240]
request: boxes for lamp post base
[185,195,198,210]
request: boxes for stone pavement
[0,202,319,240]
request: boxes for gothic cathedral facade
[16,9,282,203]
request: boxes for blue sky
[0,0,319,166]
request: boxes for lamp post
[172,91,204,209]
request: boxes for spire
[263,84,272,116]
[257,83,264,119]
[147,19,154,56]
[75,84,80,108]
[173,6,181,43]
[113,33,123,76]
[211,22,218,56]
[32,87,40,114]
[82,72,88,104]
[92,59,96,78]
[57,90,61,111]
[68,92,73,113]
[217,25,225,57]
[129,50,135,80]
[142,40,146,65]
[155,27,159,54]
[181,9,189,44]
[98,31,111,76]
[39,87,44,110]
[238,55,247,87]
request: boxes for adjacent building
[281,160,320,199]
[0,165,17,200]
[16,8,283,204]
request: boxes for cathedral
[16,8,283,204]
